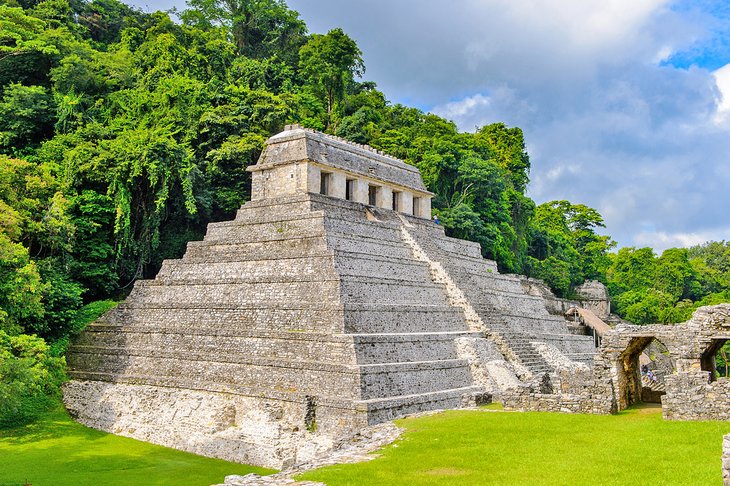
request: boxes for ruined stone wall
[557,304,730,420]
[63,381,355,469]
[501,366,615,415]
[663,373,730,421]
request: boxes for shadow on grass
[0,406,275,486]
[0,408,106,446]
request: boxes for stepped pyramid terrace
[63,126,730,469]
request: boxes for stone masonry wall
[501,364,616,415]
[63,380,359,469]
[663,372,730,421]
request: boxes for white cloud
[634,228,730,252]
[713,62,730,122]
[431,94,491,129]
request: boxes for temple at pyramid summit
[63,125,730,469]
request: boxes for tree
[182,0,306,63]
[0,83,55,150]
[717,342,730,378]
[654,248,699,301]
[524,200,613,296]
[0,331,65,427]
[102,127,198,280]
[0,234,44,335]
[474,123,530,192]
[299,28,364,130]
[606,247,656,294]
[75,0,148,45]
[0,6,59,87]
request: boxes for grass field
[0,408,273,486]
[2,405,729,485]
[298,404,730,485]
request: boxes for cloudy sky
[131,0,730,252]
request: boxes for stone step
[214,208,324,231]
[101,302,469,334]
[339,277,451,306]
[70,331,356,365]
[329,236,414,260]
[408,228,483,260]
[68,351,362,400]
[442,267,526,293]
[234,197,314,221]
[393,230,496,270]
[358,359,473,399]
[202,213,326,244]
[349,331,482,364]
[355,385,483,423]
[343,304,468,333]
[183,236,330,263]
[425,251,498,274]
[126,280,342,307]
[324,219,403,245]
[473,294,555,317]
[497,316,572,334]
[156,256,339,284]
[101,305,344,333]
[333,254,433,282]
[72,327,481,367]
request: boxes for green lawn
[0,408,273,486]
[298,405,730,486]
[3,405,729,486]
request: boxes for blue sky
[129,0,730,252]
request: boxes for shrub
[0,331,65,428]
[50,299,117,356]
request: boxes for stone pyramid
[63,126,596,468]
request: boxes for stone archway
[616,336,674,410]
[701,338,728,382]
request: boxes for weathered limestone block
[63,381,356,469]
[663,372,730,421]
[575,280,611,319]
[532,342,590,372]
[454,337,521,395]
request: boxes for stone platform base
[63,380,363,469]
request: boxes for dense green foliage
[0,299,112,427]
[0,407,273,484]
[299,406,730,485]
[0,331,64,427]
[607,242,730,324]
[524,200,614,297]
[1,0,730,427]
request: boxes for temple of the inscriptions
[63,125,730,469]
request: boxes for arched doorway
[701,338,729,382]
[616,336,675,410]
